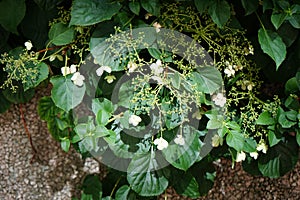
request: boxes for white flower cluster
[224,61,243,78]
[61,64,85,87]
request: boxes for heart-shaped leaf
[50,75,85,112]
[258,28,286,70]
[127,152,169,196]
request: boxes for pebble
[0,87,102,200]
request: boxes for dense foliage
[0,0,299,199]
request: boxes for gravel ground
[0,87,299,199]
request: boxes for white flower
[129,114,142,126]
[71,72,85,86]
[174,135,185,146]
[224,65,235,77]
[24,41,33,50]
[96,66,111,76]
[153,22,162,33]
[150,60,163,75]
[250,152,259,160]
[70,64,77,73]
[256,141,268,154]
[236,151,246,162]
[104,75,116,84]
[61,67,71,76]
[150,76,164,85]
[212,93,226,107]
[61,65,77,76]
[128,61,138,73]
[154,137,168,150]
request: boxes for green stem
[255,12,266,30]
[110,176,123,197]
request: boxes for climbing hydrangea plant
[0,0,299,199]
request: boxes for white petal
[96,68,104,76]
[129,115,142,126]
[71,72,79,81]
[70,65,77,73]
[236,151,246,162]
[24,41,33,50]
[102,66,112,73]
[250,152,258,160]
[61,67,71,76]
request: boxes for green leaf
[3,85,35,104]
[296,130,300,146]
[277,22,299,47]
[190,159,215,196]
[38,96,62,120]
[241,0,259,15]
[194,0,212,14]
[34,0,64,11]
[61,138,71,152]
[69,0,122,26]
[127,152,169,196]
[148,48,161,60]
[117,81,135,108]
[82,175,102,200]
[263,0,273,12]
[206,114,223,129]
[92,98,114,125]
[172,170,200,198]
[0,0,26,34]
[285,77,299,94]
[190,67,223,94]
[0,90,11,113]
[208,0,231,28]
[92,98,114,116]
[256,111,275,125]
[259,156,281,178]
[140,0,160,16]
[115,185,130,200]
[284,96,300,110]
[258,28,287,70]
[288,14,300,28]
[50,75,86,112]
[258,138,298,178]
[24,62,49,91]
[129,1,140,15]
[243,138,257,153]
[47,117,69,141]
[163,126,202,171]
[48,22,75,45]
[278,110,297,128]
[271,12,288,29]
[170,71,181,90]
[268,130,281,147]
[226,130,245,151]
